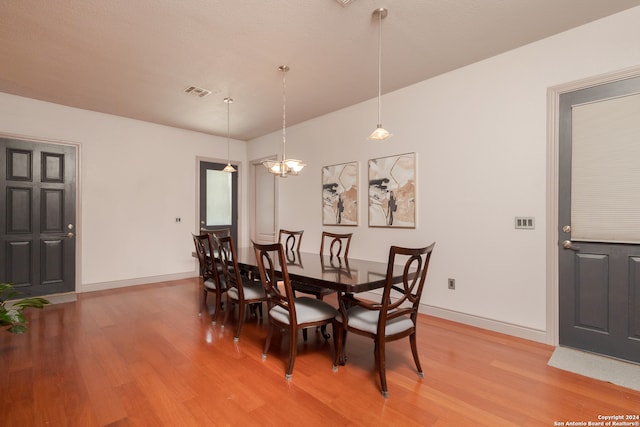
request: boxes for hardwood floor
[1,278,639,426]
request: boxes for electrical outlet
[448,278,455,290]
[515,217,535,229]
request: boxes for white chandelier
[262,65,306,177]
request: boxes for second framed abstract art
[322,161,358,226]
[368,152,416,228]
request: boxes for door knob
[67,232,75,238]
[562,240,580,251]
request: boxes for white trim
[80,272,196,293]
[359,290,547,343]
[546,65,640,347]
[421,304,548,343]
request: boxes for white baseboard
[81,277,550,344]
[358,290,549,344]
[79,272,197,293]
[420,304,549,344]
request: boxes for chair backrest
[279,229,304,266]
[253,241,297,323]
[320,231,352,258]
[201,227,231,239]
[193,233,210,272]
[380,243,436,326]
[192,233,220,283]
[278,229,303,252]
[214,235,245,299]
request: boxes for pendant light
[222,97,237,172]
[368,7,391,141]
[262,65,306,177]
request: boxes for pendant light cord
[226,99,231,161]
[281,68,287,162]
[377,9,382,125]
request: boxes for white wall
[0,94,248,291]
[248,6,640,341]
[2,6,639,341]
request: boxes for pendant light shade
[368,7,391,141]
[222,97,237,173]
[262,65,306,177]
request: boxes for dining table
[233,246,395,294]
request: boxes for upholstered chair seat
[270,297,338,325]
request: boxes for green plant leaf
[8,324,28,334]
[12,297,50,309]
[1,308,25,324]
[0,282,49,334]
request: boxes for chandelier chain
[377,9,382,125]
[282,69,287,161]
[227,98,231,159]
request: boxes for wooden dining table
[233,247,394,294]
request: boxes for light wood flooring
[1,278,639,426]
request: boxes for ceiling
[2,0,640,141]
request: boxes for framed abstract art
[322,161,358,226]
[368,152,416,228]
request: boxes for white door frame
[249,156,278,244]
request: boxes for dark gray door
[199,161,238,244]
[1,137,76,297]
[558,76,640,363]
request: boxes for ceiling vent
[184,85,212,98]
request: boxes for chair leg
[199,286,208,317]
[376,338,388,398]
[334,323,347,366]
[262,323,274,360]
[285,326,297,380]
[211,288,222,324]
[222,296,233,328]
[234,302,246,342]
[410,332,423,377]
[319,325,330,340]
[331,321,340,371]
[316,294,330,339]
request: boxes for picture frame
[368,152,416,228]
[322,161,358,226]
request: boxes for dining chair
[295,231,353,340]
[333,243,435,398]
[192,233,226,324]
[320,231,352,259]
[200,227,231,239]
[216,235,267,342]
[278,229,303,252]
[293,231,353,300]
[253,241,338,380]
[278,229,304,267]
